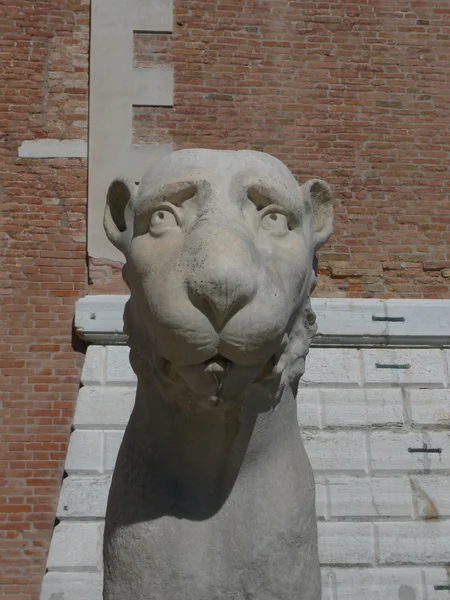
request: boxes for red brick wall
[0,2,89,598]
[92,0,450,297]
[171,0,450,298]
[1,0,450,597]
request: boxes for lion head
[104,149,333,408]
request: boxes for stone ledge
[40,567,449,600]
[40,572,103,600]
[58,473,450,521]
[18,139,87,158]
[75,296,450,347]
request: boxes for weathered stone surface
[102,149,333,599]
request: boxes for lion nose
[186,236,258,329]
[189,280,254,329]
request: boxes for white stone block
[369,432,427,472]
[313,298,387,337]
[40,572,103,600]
[362,349,445,386]
[75,294,128,342]
[81,346,105,385]
[302,432,367,473]
[376,521,450,564]
[57,476,111,519]
[444,349,450,384]
[65,430,103,474]
[409,389,450,426]
[386,299,450,341]
[297,388,321,428]
[105,346,136,384]
[318,522,373,565]
[315,479,327,519]
[424,432,450,471]
[46,521,104,570]
[131,0,174,29]
[89,0,173,261]
[321,388,403,428]
[320,568,333,600]
[302,348,361,386]
[423,567,450,599]
[333,567,422,600]
[104,430,125,473]
[328,476,413,518]
[18,138,87,158]
[74,386,135,428]
[133,65,173,105]
[411,476,450,518]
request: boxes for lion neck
[117,292,316,519]
[121,356,301,519]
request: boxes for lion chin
[160,351,283,408]
[127,298,316,412]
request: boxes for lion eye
[149,209,178,233]
[260,212,288,233]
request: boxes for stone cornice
[75,295,450,348]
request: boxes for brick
[57,475,111,519]
[46,521,104,570]
[408,389,450,427]
[362,349,445,386]
[318,522,374,565]
[65,430,103,474]
[321,388,403,428]
[328,476,413,518]
[74,385,135,428]
[302,349,361,386]
[377,521,450,564]
[302,432,367,474]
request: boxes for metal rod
[372,316,406,322]
[434,585,450,591]
[408,447,442,454]
[375,363,411,369]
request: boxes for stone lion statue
[102,149,333,600]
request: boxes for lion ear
[302,179,333,251]
[104,177,136,256]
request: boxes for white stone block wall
[41,342,450,600]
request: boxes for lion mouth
[203,354,233,374]
[162,352,279,406]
